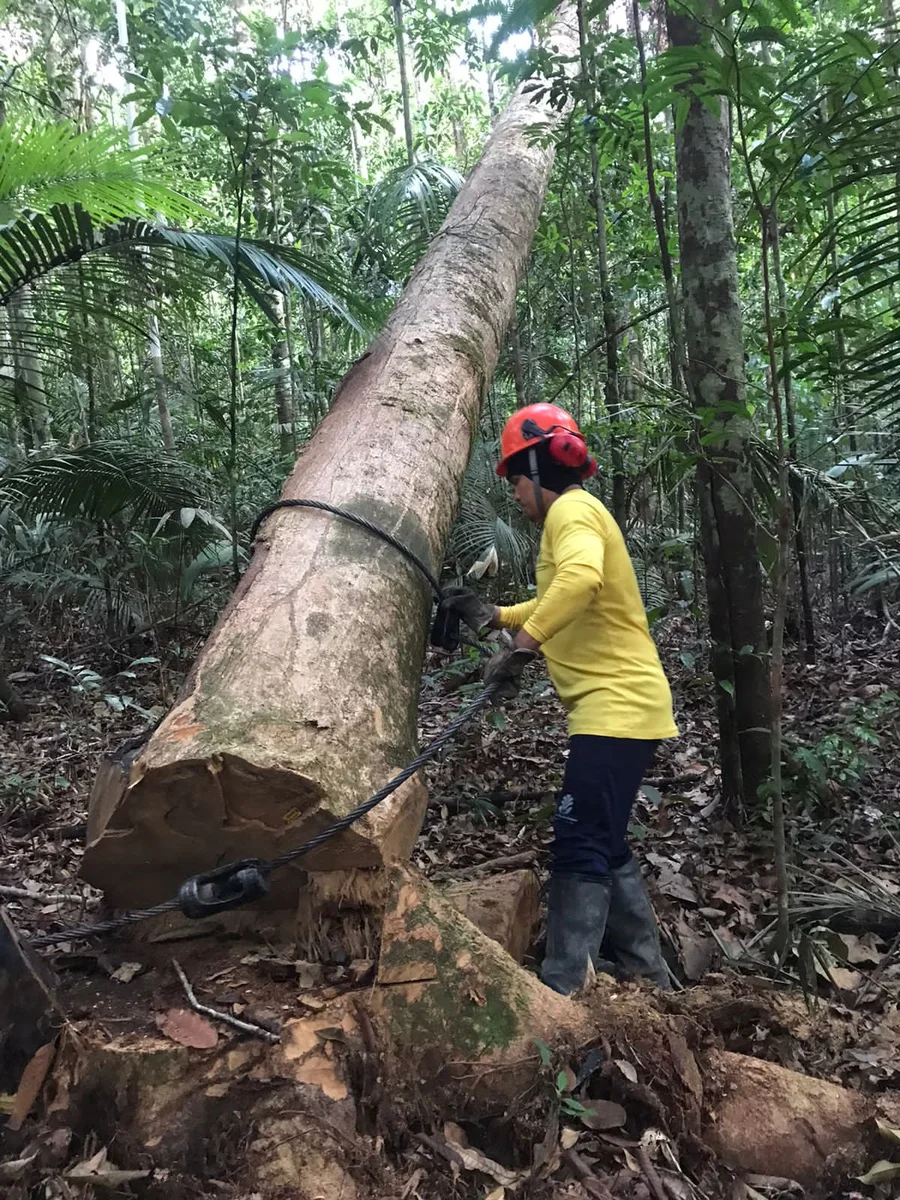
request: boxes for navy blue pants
[552,735,658,879]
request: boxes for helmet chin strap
[528,446,545,519]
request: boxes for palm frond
[448,440,534,580]
[360,160,464,280]
[0,121,200,228]
[154,229,367,329]
[0,442,204,524]
[0,206,366,332]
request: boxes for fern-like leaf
[0,120,200,228]
[0,442,203,524]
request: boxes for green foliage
[0,442,202,523]
[0,120,199,227]
[0,0,898,665]
[782,691,900,817]
[358,159,464,280]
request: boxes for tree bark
[80,6,580,911]
[35,866,898,1198]
[147,313,176,453]
[508,313,528,408]
[667,0,771,811]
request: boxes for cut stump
[26,866,898,1197]
[444,868,540,962]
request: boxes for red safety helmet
[495,403,597,479]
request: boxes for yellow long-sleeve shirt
[498,489,678,740]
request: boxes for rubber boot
[601,858,670,989]
[541,874,612,996]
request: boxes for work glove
[483,646,538,701]
[438,586,497,635]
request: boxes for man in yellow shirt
[442,404,677,994]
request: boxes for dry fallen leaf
[876,1119,900,1146]
[0,1154,37,1183]
[560,1127,579,1150]
[710,883,751,910]
[657,870,699,905]
[483,1188,505,1200]
[839,932,883,966]
[8,1041,55,1131]
[66,1147,150,1188]
[442,1125,523,1188]
[827,965,862,992]
[156,1008,218,1049]
[615,1059,638,1083]
[400,1167,424,1199]
[443,1121,470,1148]
[450,1145,524,1188]
[676,921,715,982]
[110,961,143,984]
[580,1100,627,1131]
[857,1160,900,1186]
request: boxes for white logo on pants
[556,793,576,822]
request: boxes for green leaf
[718,679,735,698]
[0,119,200,227]
[534,1038,552,1066]
[736,25,789,45]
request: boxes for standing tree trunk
[391,0,415,166]
[508,314,528,408]
[667,0,771,812]
[81,6,580,913]
[575,0,625,529]
[770,193,815,664]
[148,312,176,453]
[114,0,177,454]
[8,290,51,448]
[272,290,295,461]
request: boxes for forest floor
[2,608,900,1198]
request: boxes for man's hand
[513,629,541,653]
[483,646,538,701]
[439,586,498,635]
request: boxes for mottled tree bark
[667,0,771,810]
[147,313,176,453]
[81,6,580,910]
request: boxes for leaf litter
[2,610,900,1197]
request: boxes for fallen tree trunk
[80,7,579,913]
